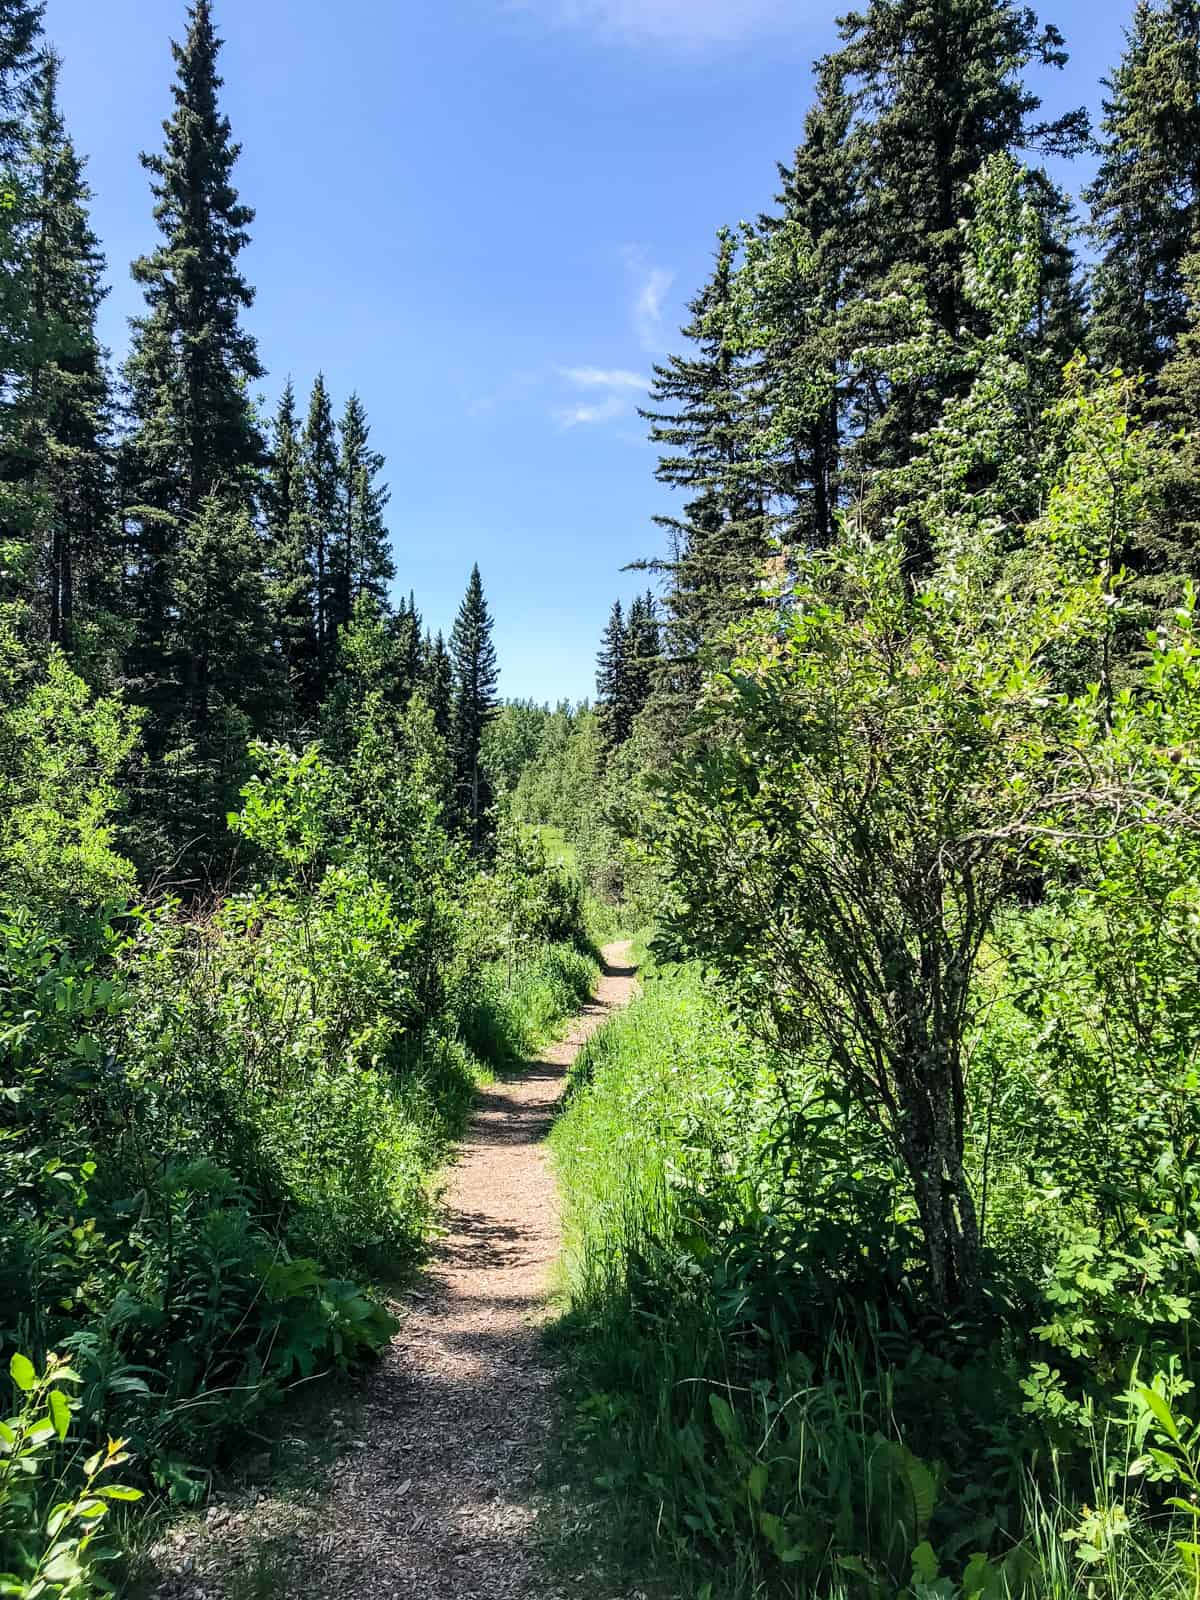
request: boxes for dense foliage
[0,3,598,1593]
[539,3,1200,1597]
[7,0,1200,1594]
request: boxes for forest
[3,0,1200,1596]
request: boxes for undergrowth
[549,963,1200,1600]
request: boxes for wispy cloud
[508,0,787,47]
[556,392,628,429]
[555,361,652,429]
[559,366,648,390]
[621,246,675,353]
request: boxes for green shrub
[0,1351,143,1598]
[459,943,597,1067]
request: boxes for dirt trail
[158,941,637,1600]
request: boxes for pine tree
[767,69,858,555]
[642,235,769,695]
[596,599,630,753]
[827,0,1086,346]
[335,392,394,634]
[137,493,278,871]
[422,628,452,740]
[19,54,113,649]
[301,373,339,698]
[1153,245,1200,586]
[121,0,265,699]
[822,0,1088,529]
[388,593,423,708]
[0,0,41,162]
[0,0,44,605]
[625,591,661,723]
[1086,0,1200,381]
[265,378,318,718]
[171,495,277,731]
[449,564,498,848]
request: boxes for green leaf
[709,1392,740,1443]
[912,1540,940,1583]
[962,1551,991,1600]
[47,1389,70,1441]
[39,1550,83,1584]
[9,1353,35,1393]
[1138,1385,1181,1443]
[45,1504,70,1540]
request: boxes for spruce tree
[1153,246,1200,587]
[449,564,498,848]
[596,599,630,753]
[0,0,41,161]
[422,628,452,740]
[0,0,44,602]
[141,493,278,868]
[827,0,1086,345]
[122,0,265,704]
[642,236,768,695]
[171,495,276,730]
[625,591,661,723]
[301,373,339,699]
[767,70,857,555]
[22,54,113,648]
[1086,0,1200,381]
[265,378,318,718]
[821,0,1087,532]
[388,593,423,708]
[335,392,394,633]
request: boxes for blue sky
[47,0,1128,702]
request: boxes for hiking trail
[153,941,638,1600]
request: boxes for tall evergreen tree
[1086,0,1200,381]
[827,0,1086,346]
[422,628,452,740]
[625,590,661,724]
[0,0,40,154]
[121,0,265,706]
[388,592,423,708]
[642,236,769,696]
[171,495,276,731]
[335,392,394,634]
[767,69,858,555]
[449,564,498,848]
[19,54,113,648]
[0,0,44,605]
[301,372,338,699]
[820,0,1087,534]
[596,599,630,753]
[1152,245,1200,588]
[265,378,318,717]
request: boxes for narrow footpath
[156,941,638,1600]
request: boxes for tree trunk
[898,1051,981,1310]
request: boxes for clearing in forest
[154,941,638,1600]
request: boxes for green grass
[546,965,1197,1600]
[536,824,577,871]
[459,939,599,1067]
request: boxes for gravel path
[156,942,638,1600]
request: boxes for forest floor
[147,941,639,1600]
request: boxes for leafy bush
[0,1351,143,1599]
[0,637,603,1575]
[550,957,1200,1599]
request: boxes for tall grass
[459,940,598,1067]
[549,964,1197,1600]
